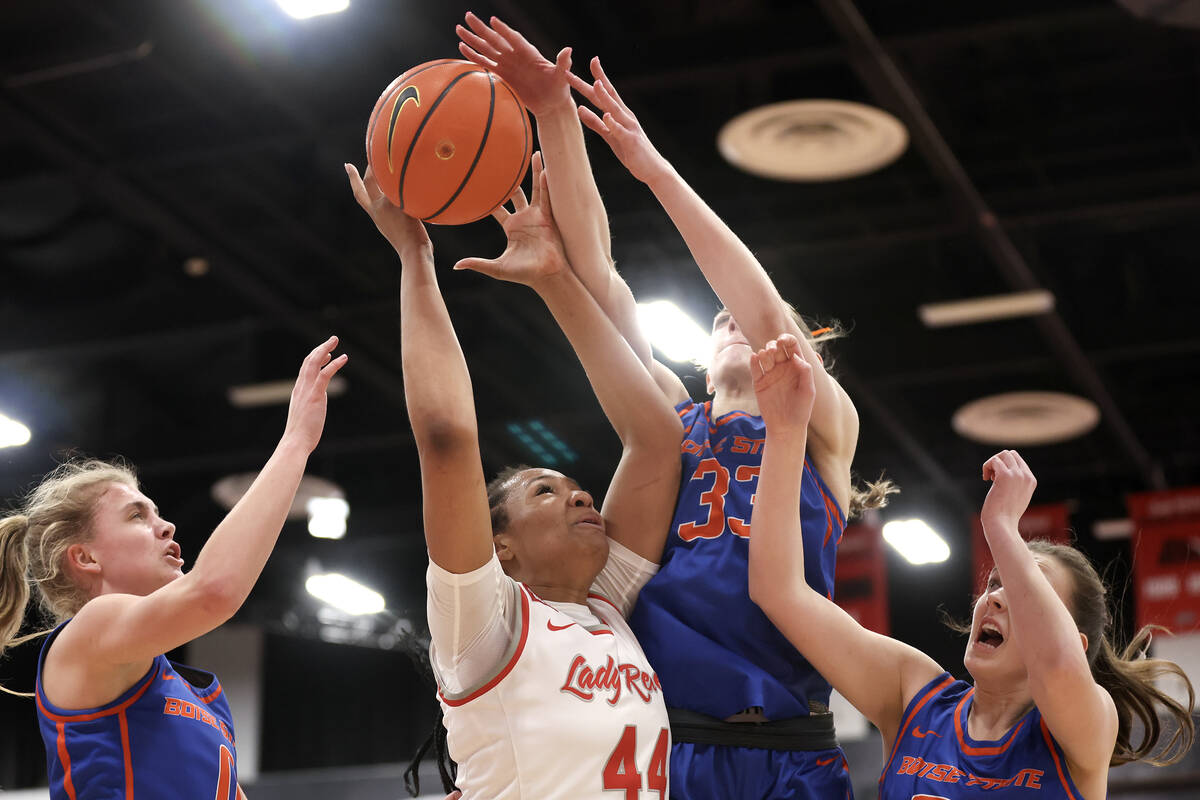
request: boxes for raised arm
[978,451,1117,776]
[455,162,681,562]
[747,334,942,749]
[65,337,346,668]
[456,15,686,403]
[570,60,858,461]
[348,164,494,575]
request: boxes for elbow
[413,417,478,457]
[747,567,782,615]
[188,574,243,624]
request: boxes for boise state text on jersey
[880,673,1085,799]
[629,400,846,720]
[36,622,238,800]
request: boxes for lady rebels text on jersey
[430,544,671,799]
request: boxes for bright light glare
[306,497,349,539]
[882,519,950,565]
[0,413,31,448]
[637,301,711,364]
[305,573,384,615]
[275,0,349,20]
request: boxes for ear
[493,535,515,563]
[1078,631,1089,655]
[65,542,102,578]
[705,371,715,396]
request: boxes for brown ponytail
[1027,541,1195,766]
[848,473,899,520]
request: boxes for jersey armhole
[437,580,530,707]
[879,672,956,785]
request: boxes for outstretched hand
[345,163,432,259]
[566,57,669,185]
[980,450,1037,531]
[750,334,815,438]
[452,152,568,287]
[456,13,572,116]
[283,336,348,454]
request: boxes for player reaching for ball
[347,155,681,798]
[456,15,892,799]
[747,333,1195,800]
[0,338,346,800]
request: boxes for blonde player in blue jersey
[348,147,680,798]
[0,337,346,800]
[747,332,1196,799]
[455,16,891,798]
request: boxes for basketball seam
[396,68,480,212]
[425,73,497,223]
[461,79,530,225]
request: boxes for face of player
[493,468,609,590]
[705,309,753,394]
[963,551,1080,686]
[78,482,183,597]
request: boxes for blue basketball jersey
[36,621,238,800]
[881,673,1085,799]
[629,399,845,720]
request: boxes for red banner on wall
[835,520,889,635]
[1127,488,1200,633]
[971,504,1072,594]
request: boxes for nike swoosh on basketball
[547,620,576,632]
[912,727,941,738]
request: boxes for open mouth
[976,624,1004,649]
[575,515,604,532]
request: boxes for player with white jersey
[348,155,680,799]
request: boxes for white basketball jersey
[436,580,671,799]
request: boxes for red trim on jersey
[1040,718,1081,800]
[880,674,955,783]
[711,410,754,429]
[55,722,77,800]
[954,688,1026,755]
[439,586,532,707]
[36,662,161,723]
[588,592,620,615]
[119,710,134,798]
[197,683,224,705]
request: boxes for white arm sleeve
[590,538,659,618]
[426,554,518,696]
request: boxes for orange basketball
[365,59,531,226]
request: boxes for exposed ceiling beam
[813,0,1166,491]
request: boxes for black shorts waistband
[667,707,840,752]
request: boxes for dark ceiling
[2,0,1199,778]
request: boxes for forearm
[984,521,1089,674]
[399,245,478,446]
[644,163,795,348]
[537,105,653,365]
[533,269,678,446]
[188,437,310,610]
[747,432,811,602]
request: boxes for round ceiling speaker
[952,391,1100,446]
[717,99,908,182]
[212,472,345,520]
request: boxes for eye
[535,484,553,495]
[986,575,1001,590]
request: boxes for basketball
[365,59,531,225]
